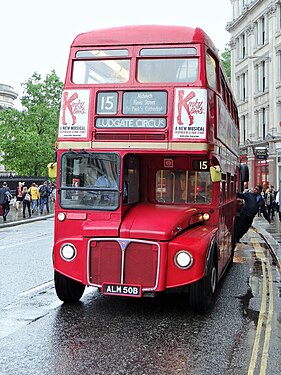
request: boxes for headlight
[203,213,210,221]
[174,250,193,269]
[58,212,66,221]
[60,243,77,261]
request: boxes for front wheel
[54,270,85,303]
[189,255,217,314]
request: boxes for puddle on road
[237,287,259,325]
[237,246,281,325]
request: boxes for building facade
[0,84,18,173]
[0,84,18,109]
[227,0,281,190]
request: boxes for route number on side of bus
[192,160,210,170]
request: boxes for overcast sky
[1,0,232,107]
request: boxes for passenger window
[137,58,198,83]
[123,155,140,204]
[206,53,217,90]
[156,170,212,203]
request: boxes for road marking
[19,280,54,296]
[0,234,53,250]
[260,254,273,375]
[0,280,97,339]
[247,239,274,375]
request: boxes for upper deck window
[206,53,217,90]
[137,58,198,83]
[140,47,197,56]
[138,47,198,83]
[76,49,128,58]
[73,49,130,84]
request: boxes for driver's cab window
[156,170,212,204]
[60,152,120,210]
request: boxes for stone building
[0,84,18,109]
[0,84,18,173]
[227,0,281,190]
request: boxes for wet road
[0,220,281,375]
[233,231,281,375]
[0,218,53,309]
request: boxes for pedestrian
[0,182,12,222]
[28,182,40,214]
[39,181,50,214]
[275,189,281,222]
[15,181,24,211]
[236,185,271,241]
[49,181,56,203]
[22,186,32,218]
[265,185,276,220]
[258,184,267,217]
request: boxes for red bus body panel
[72,25,217,52]
[53,200,219,291]
[120,203,201,240]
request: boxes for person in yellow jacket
[28,183,40,214]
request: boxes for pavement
[1,201,281,270]
[0,200,55,228]
[251,214,281,270]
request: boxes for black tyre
[189,254,217,314]
[54,270,85,303]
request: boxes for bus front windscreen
[59,152,120,210]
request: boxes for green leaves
[220,44,231,83]
[0,71,63,176]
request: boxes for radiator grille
[89,239,159,289]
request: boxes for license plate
[102,283,142,297]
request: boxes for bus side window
[192,171,212,203]
[123,156,140,204]
[156,170,191,203]
[206,53,217,90]
[220,181,226,202]
[156,170,212,204]
[226,173,231,200]
[156,170,175,203]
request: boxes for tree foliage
[0,71,63,176]
[220,44,231,83]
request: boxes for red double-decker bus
[52,25,247,313]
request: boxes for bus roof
[71,25,218,52]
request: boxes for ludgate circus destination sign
[95,118,166,128]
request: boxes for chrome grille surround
[87,237,160,292]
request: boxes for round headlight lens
[203,213,210,221]
[174,250,193,269]
[58,212,66,221]
[60,243,76,261]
